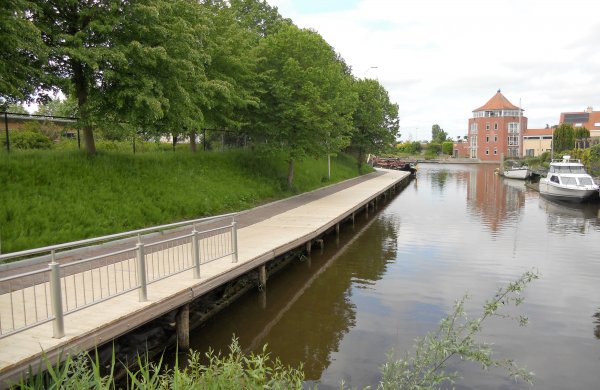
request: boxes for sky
[267,0,600,141]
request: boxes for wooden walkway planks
[0,169,409,386]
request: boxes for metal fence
[0,215,238,339]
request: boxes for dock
[0,169,410,386]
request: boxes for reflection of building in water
[466,165,526,232]
[538,197,599,234]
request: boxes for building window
[508,135,519,146]
[508,148,519,157]
[486,136,489,142]
[494,123,498,130]
[494,135,497,142]
[485,148,489,155]
[486,123,490,131]
[508,122,520,133]
[470,123,478,133]
[574,123,583,127]
[526,149,534,157]
[470,135,477,147]
[493,148,497,155]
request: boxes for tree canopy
[1,0,400,183]
[350,78,399,168]
[431,124,448,143]
[250,24,357,186]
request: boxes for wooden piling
[176,304,190,350]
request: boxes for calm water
[184,164,600,389]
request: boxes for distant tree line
[0,0,400,185]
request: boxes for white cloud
[268,0,600,139]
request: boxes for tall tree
[0,0,47,106]
[30,0,128,154]
[350,78,399,170]
[98,0,212,145]
[199,2,260,135]
[574,126,590,149]
[251,24,357,187]
[431,124,447,143]
[553,123,575,153]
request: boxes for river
[182,163,600,389]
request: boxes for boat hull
[502,168,530,180]
[539,179,598,202]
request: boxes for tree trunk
[73,60,96,155]
[356,148,364,173]
[190,130,197,153]
[287,158,294,188]
[172,134,178,151]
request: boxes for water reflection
[187,209,399,380]
[538,196,600,234]
[465,165,526,233]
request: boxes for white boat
[502,166,531,180]
[539,155,599,202]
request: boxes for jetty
[0,169,411,387]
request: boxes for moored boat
[539,155,599,202]
[502,166,531,180]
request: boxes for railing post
[231,221,238,263]
[192,226,201,278]
[136,236,147,302]
[49,250,65,338]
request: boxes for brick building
[466,90,527,161]
[559,107,600,138]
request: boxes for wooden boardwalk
[0,169,409,386]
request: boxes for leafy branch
[379,270,539,389]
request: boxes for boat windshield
[579,177,595,186]
[550,165,587,174]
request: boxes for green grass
[0,148,368,253]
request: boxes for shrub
[10,131,52,149]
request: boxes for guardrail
[0,215,238,339]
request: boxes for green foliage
[441,141,453,155]
[553,123,575,153]
[251,24,357,186]
[0,149,362,252]
[350,78,399,169]
[379,271,538,389]
[9,131,52,149]
[431,124,448,143]
[396,141,422,155]
[0,0,47,104]
[35,96,78,118]
[424,142,442,157]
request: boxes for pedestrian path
[0,169,409,386]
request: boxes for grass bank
[0,149,368,253]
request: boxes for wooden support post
[177,304,190,350]
[258,264,267,289]
[336,223,340,236]
[365,203,369,218]
[306,241,312,255]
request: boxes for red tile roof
[524,128,553,136]
[474,90,521,111]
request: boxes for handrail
[0,212,237,263]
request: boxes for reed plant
[0,148,365,253]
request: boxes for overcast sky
[268,0,600,141]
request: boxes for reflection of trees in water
[593,310,600,339]
[430,169,451,191]
[185,211,400,380]
[265,214,400,377]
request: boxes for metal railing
[0,215,238,339]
